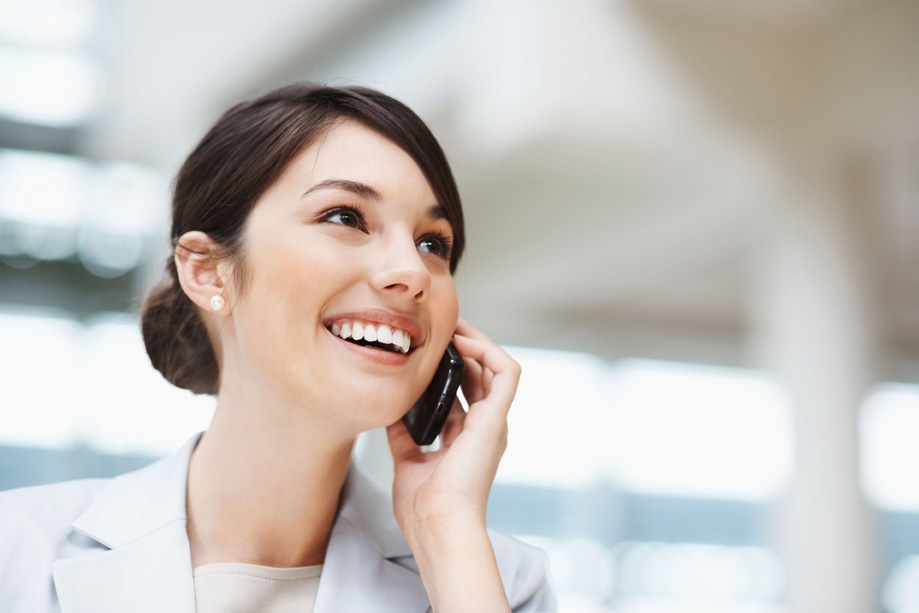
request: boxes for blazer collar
[52,433,200,613]
[337,462,412,558]
[69,433,199,548]
[315,448,431,611]
[51,432,430,612]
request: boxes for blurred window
[861,384,919,511]
[501,348,793,501]
[863,384,919,613]
[0,46,101,127]
[491,347,793,612]
[0,149,165,277]
[0,310,214,458]
[0,0,101,127]
[0,0,96,48]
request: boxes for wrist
[405,510,487,555]
[405,518,511,613]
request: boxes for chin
[275,349,436,431]
[318,380,425,434]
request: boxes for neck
[186,392,355,569]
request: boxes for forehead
[274,119,437,206]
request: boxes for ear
[174,231,230,314]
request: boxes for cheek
[230,239,346,363]
[427,279,460,359]
[437,281,460,330]
[245,231,355,303]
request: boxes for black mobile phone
[402,342,465,446]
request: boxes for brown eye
[417,234,452,260]
[321,206,367,232]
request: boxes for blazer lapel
[52,434,201,613]
[314,467,431,612]
[313,514,430,612]
[51,521,195,613]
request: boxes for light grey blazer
[0,433,555,612]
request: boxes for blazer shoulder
[0,479,110,612]
[0,478,109,568]
[490,530,557,612]
[0,478,109,533]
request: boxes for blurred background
[1,0,918,611]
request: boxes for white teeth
[330,321,413,354]
[364,324,378,343]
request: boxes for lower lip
[329,330,411,366]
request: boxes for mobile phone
[402,341,465,446]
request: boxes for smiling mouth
[327,321,413,355]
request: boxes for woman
[0,83,554,612]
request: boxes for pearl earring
[209,295,225,311]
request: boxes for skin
[174,119,520,612]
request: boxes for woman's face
[221,119,459,436]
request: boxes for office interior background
[1,0,918,611]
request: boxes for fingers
[460,354,486,405]
[450,334,520,419]
[387,420,423,465]
[440,397,467,448]
[452,322,508,376]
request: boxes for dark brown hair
[141,83,465,394]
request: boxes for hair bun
[141,267,219,395]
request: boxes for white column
[749,155,880,613]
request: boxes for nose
[370,235,431,302]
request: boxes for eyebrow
[304,178,449,223]
[427,203,448,221]
[303,179,381,201]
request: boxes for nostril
[373,266,431,296]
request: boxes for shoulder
[0,479,109,610]
[0,478,109,548]
[489,530,556,612]
[0,476,108,513]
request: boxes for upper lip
[322,309,424,347]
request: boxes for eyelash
[317,205,368,231]
[317,205,454,262]
[418,230,454,261]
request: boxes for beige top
[193,562,322,613]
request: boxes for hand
[386,317,521,546]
